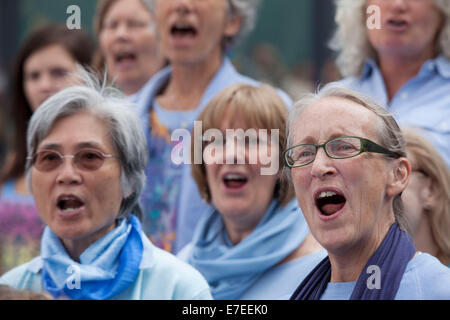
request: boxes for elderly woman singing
[286,86,450,300]
[0,71,211,300]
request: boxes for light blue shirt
[134,57,292,253]
[337,56,450,167]
[0,232,212,300]
[321,253,450,300]
[238,249,327,300]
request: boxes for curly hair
[329,0,450,77]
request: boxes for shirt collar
[361,55,450,80]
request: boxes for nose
[114,22,131,42]
[56,157,82,185]
[390,0,408,11]
[310,147,337,180]
[172,0,194,15]
[224,138,246,165]
[37,73,57,95]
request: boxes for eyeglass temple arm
[362,139,401,158]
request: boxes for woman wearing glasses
[0,71,211,300]
[285,86,450,300]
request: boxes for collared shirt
[133,57,292,253]
[337,56,450,167]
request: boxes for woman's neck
[378,49,436,101]
[413,213,440,261]
[156,52,223,111]
[120,58,167,96]
[62,222,116,262]
[328,218,394,283]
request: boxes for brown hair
[403,127,450,265]
[191,83,294,206]
[2,24,95,184]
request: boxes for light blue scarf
[41,215,144,300]
[187,199,309,300]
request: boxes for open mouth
[57,195,85,213]
[387,19,408,29]
[223,173,248,189]
[315,191,346,216]
[114,51,137,65]
[170,23,198,38]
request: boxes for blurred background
[0,0,340,167]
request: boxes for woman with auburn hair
[402,127,450,267]
[331,0,450,167]
[178,84,324,300]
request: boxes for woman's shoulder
[397,253,450,299]
[135,239,212,300]
[0,257,43,291]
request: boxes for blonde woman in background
[402,127,450,267]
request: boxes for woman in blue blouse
[331,0,450,166]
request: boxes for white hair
[143,0,261,47]
[330,0,450,77]
[26,68,148,220]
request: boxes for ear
[224,13,242,38]
[386,157,411,198]
[421,176,438,213]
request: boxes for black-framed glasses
[284,136,401,168]
[28,149,119,172]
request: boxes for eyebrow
[295,132,354,145]
[37,141,105,151]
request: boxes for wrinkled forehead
[292,96,380,144]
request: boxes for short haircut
[25,68,148,220]
[191,83,294,207]
[286,85,409,229]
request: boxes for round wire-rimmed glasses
[284,136,401,168]
[28,148,119,172]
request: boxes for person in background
[178,84,325,299]
[0,24,96,275]
[94,0,166,99]
[331,0,450,166]
[286,85,450,300]
[137,0,291,253]
[0,71,212,300]
[402,127,450,267]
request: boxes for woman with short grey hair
[0,70,212,300]
[332,0,450,167]
[285,85,450,299]
[134,0,291,254]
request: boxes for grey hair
[143,0,261,47]
[26,68,148,220]
[286,84,409,231]
[330,0,450,77]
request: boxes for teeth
[224,174,246,180]
[318,191,337,199]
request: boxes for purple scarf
[290,223,416,300]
